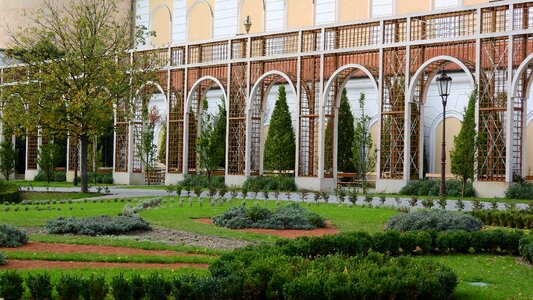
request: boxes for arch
[150,3,172,47]
[511,52,533,98]
[245,70,298,175]
[407,55,475,104]
[428,112,463,174]
[183,76,227,173]
[321,64,379,178]
[134,81,167,102]
[186,0,214,42]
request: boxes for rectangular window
[372,0,393,17]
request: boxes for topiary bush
[400,179,474,197]
[80,274,108,300]
[0,224,29,247]
[242,176,297,191]
[26,273,53,300]
[56,273,82,300]
[213,203,326,230]
[505,180,533,199]
[178,174,225,189]
[0,270,24,300]
[44,215,151,236]
[386,210,483,232]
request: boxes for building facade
[2,0,533,198]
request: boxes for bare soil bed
[194,218,339,238]
[0,260,209,270]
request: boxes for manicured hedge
[178,174,225,189]
[0,224,28,247]
[470,210,533,229]
[273,229,524,257]
[213,203,325,230]
[400,179,474,197]
[505,180,533,199]
[0,252,6,265]
[34,171,67,182]
[44,215,151,236]
[519,237,533,264]
[386,210,483,232]
[0,183,21,204]
[242,176,297,191]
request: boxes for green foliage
[264,85,296,173]
[213,203,326,230]
[399,179,475,197]
[56,273,83,300]
[34,170,67,182]
[131,273,146,300]
[36,143,62,183]
[110,273,132,300]
[44,215,151,236]
[387,210,483,232]
[158,121,167,164]
[0,270,24,300]
[0,183,21,203]
[505,180,533,199]
[197,98,226,188]
[337,89,356,172]
[144,273,172,300]
[80,273,108,300]
[450,88,478,197]
[0,139,16,181]
[0,252,6,265]
[470,210,533,229]
[352,92,376,192]
[26,273,53,300]
[0,224,29,247]
[242,176,296,191]
[519,236,533,264]
[137,106,160,186]
[178,174,225,189]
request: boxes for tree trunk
[80,135,89,193]
[73,144,78,186]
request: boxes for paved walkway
[28,186,530,212]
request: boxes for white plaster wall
[213,0,238,38]
[434,0,459,9]
[315,0,336,25]
[172,0,187,44]
[372,0,393,17]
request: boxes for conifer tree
[264,85,296,174]
[197,98,226,187]
[337,89,355,172]
[451,87,477,197]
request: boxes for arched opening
[187,0,213,42]
[150,3,172,47]
[408,56,475,180]
[184,77,227,174]
[247,71,297,176]
[322,64,379,180]
[133,82,168,184]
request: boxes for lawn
[425,255,533,300]
[20,192,100,201]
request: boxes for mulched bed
[0,260,209,270]
[1,242,207,257]
[194,218,339,238]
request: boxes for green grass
[29,234,227,256]
[424,255,533,300]
[12,180,115,188]
[21,192,100,201]
[4,251,216,264]
[15,267,210,280]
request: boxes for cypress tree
[450,87,477,197]
[337,89,355,172]
[264,85,296,173]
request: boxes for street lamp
[244,16,252,34]
[436,70,452,197]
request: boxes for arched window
[187,0,214,42]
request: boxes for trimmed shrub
[178,174,225,189]
[386,210,483,232]
[400,179,474,197]
[210,252,457,300]
[144,273,172,300]
[242,176,297,192]
[0,270,24,300]
[26,273,53,300]
[470,210,533,229]
[56,273,82,300]
[45,215,151,236]
[519,237,533,263]
[505,180,533,199]
[0,183,21,204]
[213,203,326,230]
[0,224,29,247]
[80,274,108,300]
[0,252,6,265]
[110,273,132,300]
[131,273,146,300]
[34,170,67,182]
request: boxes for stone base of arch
[66,171,76,183]
[296,177,336,192]
[225,175,247,188]
[165,173,184,186]
[24,170,38,181]
[375,179,407,194]
[113,172,145,185]
[473,181,508,198]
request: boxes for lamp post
[244,16,252,34]
[436,70,452,197]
